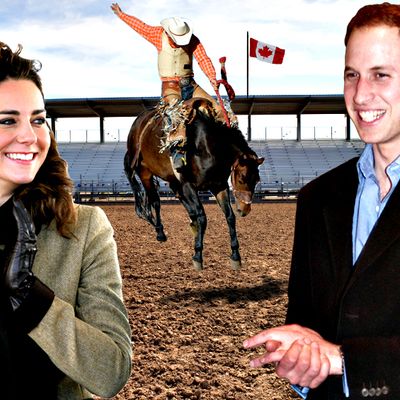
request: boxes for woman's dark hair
[345,2,400,46]
[0,42,77,237]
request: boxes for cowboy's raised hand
[111,3,122,16]
[4,198,37,311]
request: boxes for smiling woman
[0,42,132,399]
[0,79,50,199]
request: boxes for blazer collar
[323,160,358,277]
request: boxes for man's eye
[345,72,358,80]
[376,73,389,79]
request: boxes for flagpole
[246,31,252,141]
[246,31,249,98]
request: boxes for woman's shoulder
[74,204,112,231]
[75,203,106,217]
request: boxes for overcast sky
[0,0,379,100]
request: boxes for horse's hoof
[156,233,167,242]
[230,259,241,270]
[192,259,203,271]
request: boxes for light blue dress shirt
[353,144,400,264]
[292,144,400,399]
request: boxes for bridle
[230,159,254,205]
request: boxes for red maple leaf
[258,45,273,59]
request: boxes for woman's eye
[32,117,46,125]
[0,118,16,126]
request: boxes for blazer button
[382,385,389,395]
[361,388,369,397]
[368,388,376,396]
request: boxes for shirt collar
[357,143,400,182]
[357,144,374,180]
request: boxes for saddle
[129,98,216,170]
[157,97,217,151]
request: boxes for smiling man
[243,3,400,399]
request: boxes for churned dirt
[100,202,298,400]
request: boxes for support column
[100,116,105,143]
[296,113,301,141]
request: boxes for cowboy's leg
[161,81,181,105]
[160,80,186,142]
[161,81,187,171]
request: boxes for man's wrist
[330,345,344,375]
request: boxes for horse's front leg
[142,175,167,242]
[178,183,207,271]
[215,188,241,270]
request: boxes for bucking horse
[124,97,264,270]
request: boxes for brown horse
[124,98,264,270]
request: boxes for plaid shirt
[119,12,216,82]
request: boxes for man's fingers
[249,350,286,368]
[276,340,305,381]
[309,354,330,388]
[243,331,273,349]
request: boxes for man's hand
[111,3,122,16]
[210,78,219,92]
[243,324,342,388]
[4,198,37,311]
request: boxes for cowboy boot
[170,145,187,171]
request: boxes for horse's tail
[123,151,157,226]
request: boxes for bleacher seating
[57,140,365,198]
[251,140,365,191]
[58,142,131,194]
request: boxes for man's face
[344,25,400,151]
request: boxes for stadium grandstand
[57,140,364,202]
[48,95,365,203]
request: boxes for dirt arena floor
[100,202,299,400]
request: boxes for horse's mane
[196,110,257,157]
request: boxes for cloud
[0,0,369,99]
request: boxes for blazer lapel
[323,162,358,282]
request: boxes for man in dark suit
[243,3,400,399]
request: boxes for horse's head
[231,153,264,217]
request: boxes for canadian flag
[249,37,285,64]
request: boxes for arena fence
[58,140,364,204]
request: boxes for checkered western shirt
[119,12,216,82]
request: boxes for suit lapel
[323,161,358,283]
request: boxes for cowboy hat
[160,17,193,46]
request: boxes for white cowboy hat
[160,17,193,46]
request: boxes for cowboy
[111,3,228,170]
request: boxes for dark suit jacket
[286,157,400,400]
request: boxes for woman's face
[0,79,50,198]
